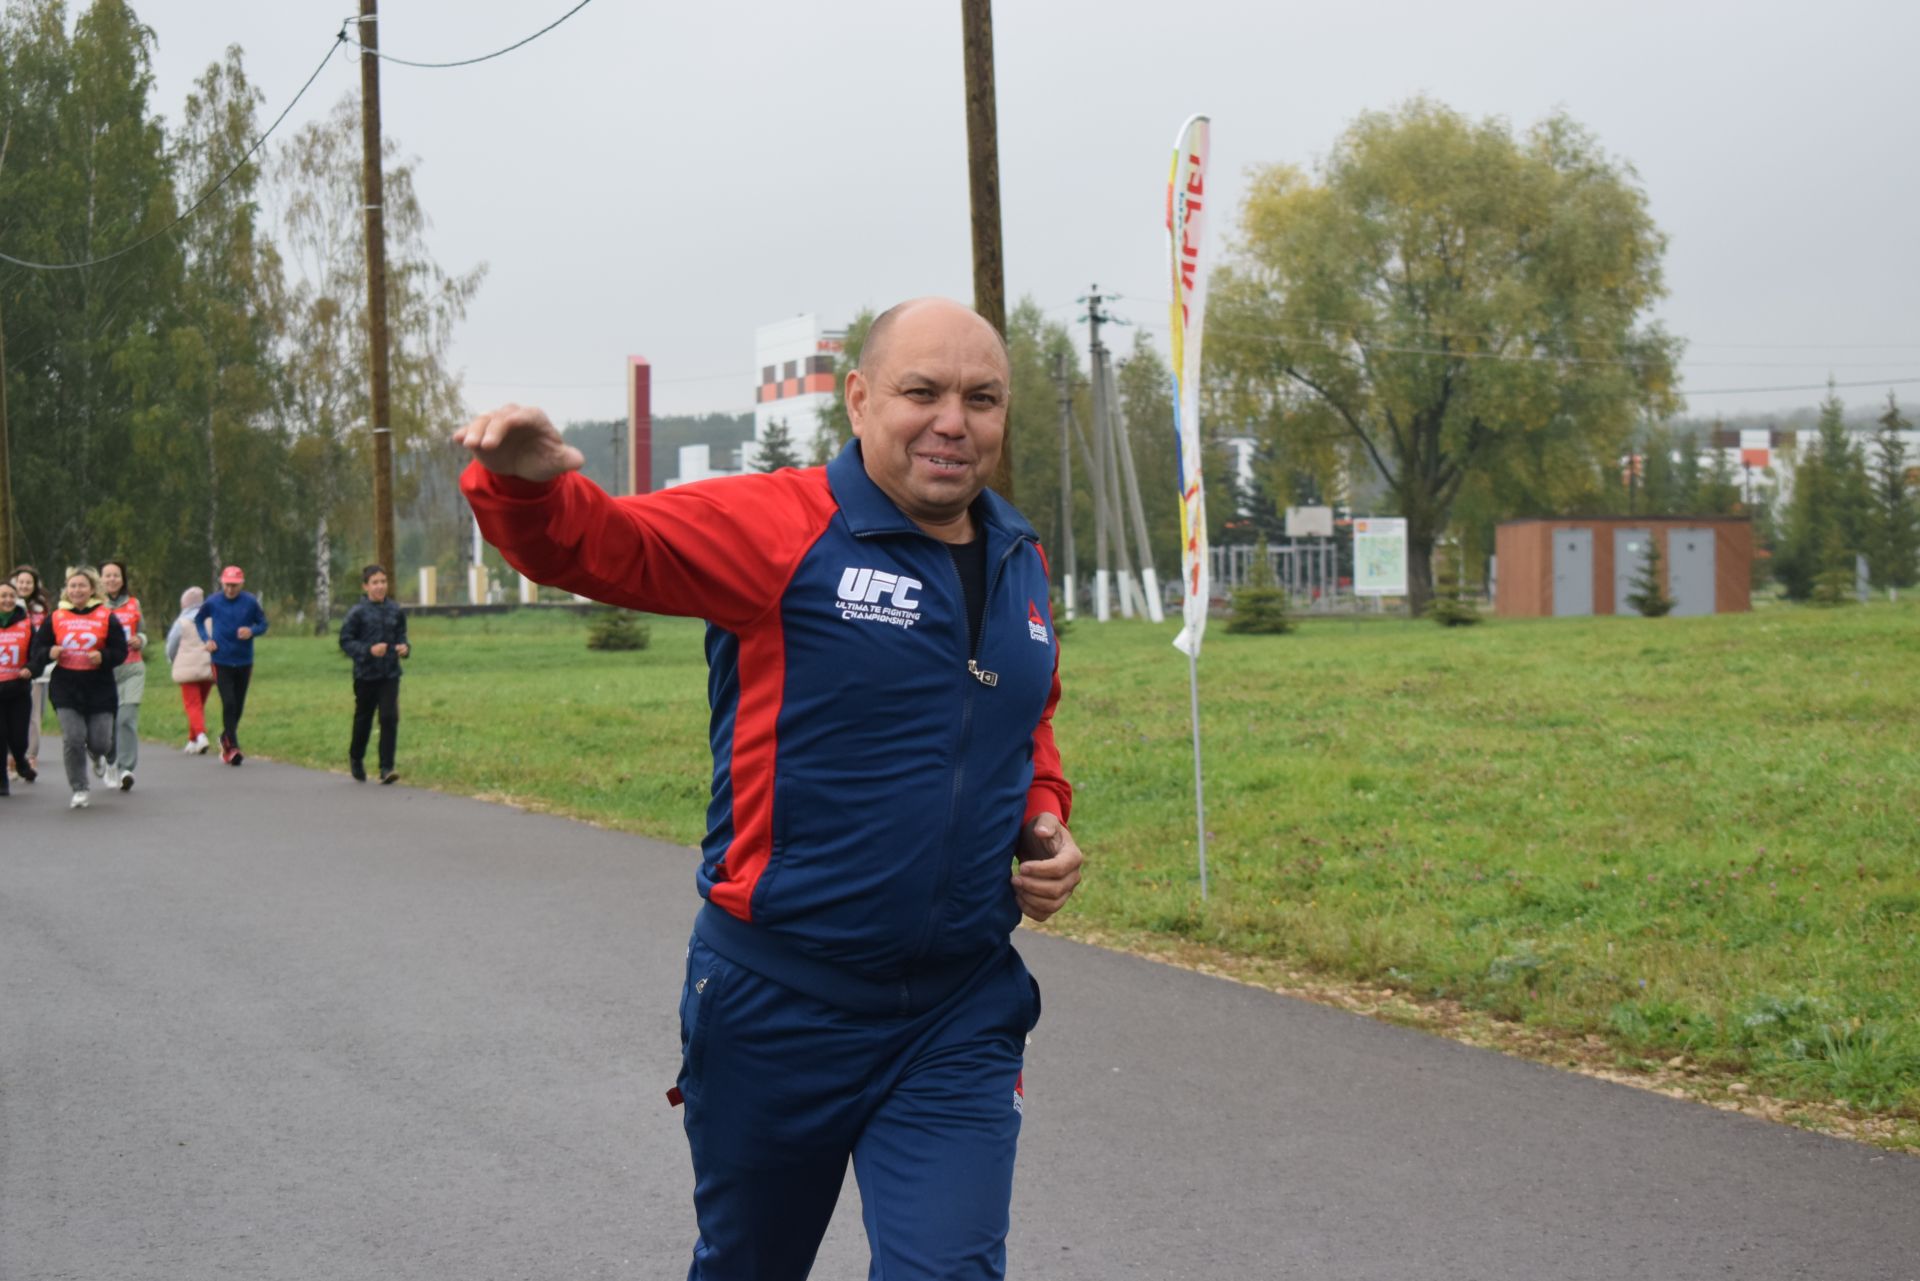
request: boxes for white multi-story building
[752,315,845,468]
[1717,424,1920,506]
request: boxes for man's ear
[845,369,869,439]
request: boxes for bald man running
[458,297,1083,1280]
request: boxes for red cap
[220,565,245,585]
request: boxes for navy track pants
[677,935,1040,1280]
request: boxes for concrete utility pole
[1084,286,1151,620]
[1095,340,1144,618]
[1086,292,1112,620]
[1052,353,1078,620]
[959,0,1011,499]
[358,0,397,577]
[1105,355,1165,621]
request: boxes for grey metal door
[1668,528,1716,616]
[1614,528,1652,614]
[1552,528,1593,617]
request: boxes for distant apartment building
[1708,424,1920,505]
[752,315,845,468]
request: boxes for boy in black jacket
[337,564,410,783]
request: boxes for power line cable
[467,370,750,390]
[1096,304,1920,398]
[0,34,346,272]
[1094,291,1920,357]
[343,0,598,69]
[1680,376,1920,397]
[1120,311,1920,375]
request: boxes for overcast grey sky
[132,0,1920,427]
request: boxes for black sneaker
[14,762,34,783]
[350,760,367,783]
[379,771,399,786]
[119,770,134,791]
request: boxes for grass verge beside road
[132,602,1920,1141]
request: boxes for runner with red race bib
[100,560,147,790]
[28,567,128,810]
[0,580,37,795]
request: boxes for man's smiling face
[846,298,1009,541]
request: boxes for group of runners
[1,560,406,807]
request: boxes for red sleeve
[1023,541,1072,825]
[460,463,835,629]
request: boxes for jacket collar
[826,440,1036,546]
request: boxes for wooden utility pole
[359,0,397,576]
[960,0,1011,498]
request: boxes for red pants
[179,679,213,738]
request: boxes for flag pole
[1187,644,1207,898]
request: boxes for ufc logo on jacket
[837,567,922,609]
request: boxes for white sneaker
[183,739,198,753]
[193,734,211,755]
[91,754,105,779]
[119,770,134,792]
[105,764,122,788]
[70,790,89,809]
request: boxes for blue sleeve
[250,597,269,634]
[196,602,214,641]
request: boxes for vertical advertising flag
[1168,115,1212,658]
[1167,113,1214,899]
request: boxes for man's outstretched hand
[454,404,586,484]
[1013,813,1084,924]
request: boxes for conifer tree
[755,418,801,471]
[1867,393,1917,591]
[1777,382,1870,600]
[586,606,650,650]
[1225,535,1293,634]
[1694,430,1742,515]
[1810,522,1857,606]
[1626,536,1674,617]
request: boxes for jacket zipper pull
[968,659,998,687]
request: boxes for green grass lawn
[127,600,1920,1121]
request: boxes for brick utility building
[1496,517,1753,618]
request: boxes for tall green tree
[1673,427,1704,510]
[1207,99,1679,612]
[270,95,483,627]
[1631,422,1677,515]
[1866,392,1917,590]
[122,44,289,602]
[811,308,874,464]
[1,0,179,566]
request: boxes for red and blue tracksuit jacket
[462,442,1071,1014]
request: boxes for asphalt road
[3,748,1914,1280]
